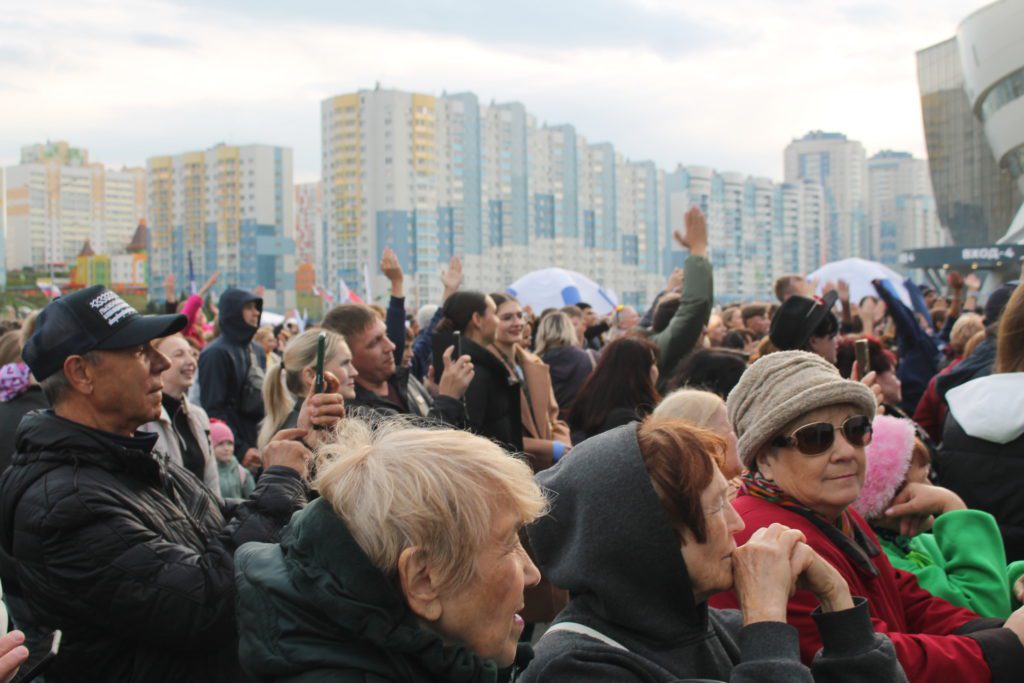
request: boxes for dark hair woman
[667,348,749,399]
[567,337,660,444]
[433,290,523,451]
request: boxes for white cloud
[0,0,991,182]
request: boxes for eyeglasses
[770,415,873,455]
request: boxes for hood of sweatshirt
[217,288,262,346]
[946,373,1024,445]
[528,423,706,644]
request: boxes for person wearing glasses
[711,351,1024,683]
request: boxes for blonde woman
[653,388,743,480]
[257,328,354,450]
[236,417,547,680]
[534,312,593,419]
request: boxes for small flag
[37,281,62,298]
[312,285,334,305]
[188,252,197,296]
[338,276,363,304]
[362,262,373,303]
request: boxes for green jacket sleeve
[908,509,1013,618]
[651,255,712,381]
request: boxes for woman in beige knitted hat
[710,350,1024,682]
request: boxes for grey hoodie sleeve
[807,598,907,683]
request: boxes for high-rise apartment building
[146,143,295,309]
[321,88,664,307]
[3,141,145,272]
[662,166,826,303]
[294,181,325,277]
[784,132,868,263]
[867,152,946,268]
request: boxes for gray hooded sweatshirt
[522,424,906,683]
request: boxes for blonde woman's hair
[534,311,578,356]
[258,328,348,449]
[314,415,548,594]
[949,313,984,356]
[652,388,726,428]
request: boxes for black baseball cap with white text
[23,285,187,381]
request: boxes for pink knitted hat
[852,415,915,519]
[209,419,234,447]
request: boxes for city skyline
[0,0,993,185]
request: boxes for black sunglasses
[770,415,873,455]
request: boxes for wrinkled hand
[0,630,29,683]
[791,542,854,612]
[1003,605,1024,648]
[263,428,312,478]
[441,256,464,298]
[666,267,684,293]
[673,206,708,257]
[241,447,262,472]
[885,482,965,537]
[836,279,850,303]
[438,346,474,399]
[297,371,345,446]
[733,523,806,625]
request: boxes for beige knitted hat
[727,350,877,468]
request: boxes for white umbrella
[507,268,619,315]
[806,258,913,308]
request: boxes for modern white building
[784,132,868,264]
[867,151,947,269]
[146,143,295,310]
[3,142,145,272]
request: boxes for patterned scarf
[741,470,880,578]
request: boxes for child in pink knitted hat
[211,419,254,499]
[856,414,1024,618]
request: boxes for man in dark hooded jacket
[199,288,263,466]
[0,286,308,683]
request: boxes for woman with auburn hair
[523,418,902,682]
[938,282,1024,561]
[567,337,660,444]
[236,417,547,681]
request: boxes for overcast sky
[0,0,991,183]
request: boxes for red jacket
[710,494,1017,682]
[913,356,962,443]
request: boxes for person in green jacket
[643,206,713,386]
[854,414,1024,618]
[235,417,548,682]
[211,419,255,499]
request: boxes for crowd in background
[0,204,1022,681]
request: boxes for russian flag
[37,281,62,298]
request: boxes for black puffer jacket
[0,410,306,682]
[199,288,263,457]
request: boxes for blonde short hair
[950,313,984,356]
[652,388,726,428]
[314,416,548,594]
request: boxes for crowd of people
[0,204,1021,681]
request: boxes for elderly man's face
[90,341,171,433]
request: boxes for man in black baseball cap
[769,290,841,364]
[0,286,309,682]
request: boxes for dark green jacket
[648,254,713,381]
[236,497,529,682]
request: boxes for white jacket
[139,396,221,500]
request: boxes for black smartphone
[13,630,61,683]
[314,332,326,394]
[855,338,870,379]
[453,331,462,360]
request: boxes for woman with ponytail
[258,328,355,450]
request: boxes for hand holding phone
[453,331,462,360]
[12,630,60,683]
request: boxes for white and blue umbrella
[507,268,619,315]
[807,258,913,308]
